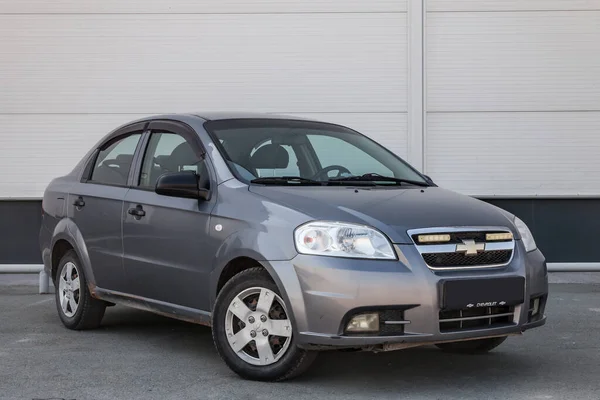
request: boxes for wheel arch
[210,251,292,312]
[50,218,96,286]
[51,239,74,281]
[215,256,264,296]
[211,252,279,299]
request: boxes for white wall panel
[0,114,149,198]
[426,8,600,197]
[426,112,600,196]
[429,1,600,12]
[1,14,406,114]
[0,0,406,14]
[0,8,409,198]
[427,11,600,112]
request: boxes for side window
[250,140,300,177]
[89,133,142,186]
[139,132,203,188]
[307,135,392,177]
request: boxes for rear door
[68,123,145,292]
[122,120,218,310]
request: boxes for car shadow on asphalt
[99,305,538,389]
[303,347,535,391]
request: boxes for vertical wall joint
[407,0,425,172]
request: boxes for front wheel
[212,267,317,381]
[435,336,508,354]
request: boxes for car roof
[108,112,324,138]
[192,111,314,122]
[120,111,317,126]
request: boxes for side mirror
[155,171,210,200]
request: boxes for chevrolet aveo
[40,113,548,381]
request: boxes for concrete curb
[547,272,600,284]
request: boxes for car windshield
[205,119,428,187]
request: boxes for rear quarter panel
[40,177,71,273]
[41,176,96,285]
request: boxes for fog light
[346,313,379,333]
[532,298,540,316]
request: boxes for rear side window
[89,133,142,186]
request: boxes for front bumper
[268,242,548,350]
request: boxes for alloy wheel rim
[225,287,293,366]
[58,261,81,318]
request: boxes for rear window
[89,133,142,186]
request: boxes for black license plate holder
[439,277,525,310]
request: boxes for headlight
[294,221,396,259]
[513,216,537,252]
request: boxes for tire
[55,250,106,330]
[435,336,508,354]
[212,267,318,381]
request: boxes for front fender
[208,226,298,311]
[50,218,96,286]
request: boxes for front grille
[423,250,512,268]
[439,306,514,333]
[409,227,515,270]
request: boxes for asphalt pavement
[1,283,599,400]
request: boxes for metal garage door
[0,0,409,198]
[425,0,600,197]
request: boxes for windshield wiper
[328,173,430,187]
[250,176,324,186]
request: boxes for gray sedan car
[40,112,548,381]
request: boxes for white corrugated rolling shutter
[0,0,409,198]
[426,1,600,197]
[6,0,597,199]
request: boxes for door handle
[73,196,85,208]
[128,205,146,218]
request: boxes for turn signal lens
[514,217,537,252]
[346,313,379,333]
[486,232,513,241]
[418,234,451,243]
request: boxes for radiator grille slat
[439,306,515,333]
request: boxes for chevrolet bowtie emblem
[456,239,485,256]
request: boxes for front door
[122,122,216,310]
[69,130,143,292]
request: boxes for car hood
[249,185,517,244]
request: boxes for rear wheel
[212,267,317,381]
[435,336,507,354]
[55,250,106,330]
